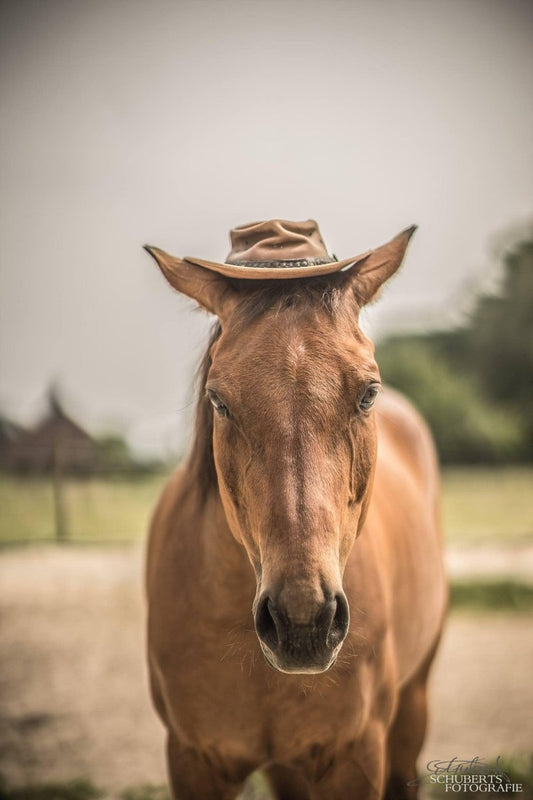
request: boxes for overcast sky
[1,0,532,455]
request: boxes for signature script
[408,756,510,787]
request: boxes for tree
[466,237,533,413]
[376,225,533,462]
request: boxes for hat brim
[183,251,372,280]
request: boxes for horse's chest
[149,526,394,759]
[156,616,390,762]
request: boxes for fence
[0,468,170,545]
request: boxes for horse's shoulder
[146,466,189,587]
[149,466,187,527]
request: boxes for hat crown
[226,219,333,266]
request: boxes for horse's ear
[344,226,417,306]
[144,246,238,319]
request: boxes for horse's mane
[186,321,222,501]
[186,275,349,501]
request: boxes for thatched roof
[3,390,96,474]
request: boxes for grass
[1,758,531,800]
[0,778,174,800]
[441,466,533,544]
[0,771,272,800]
[0,779,172,800]
[0,777,104,800]
[0,466,531,546]
[118,787,170,800]
[0,474,165,544]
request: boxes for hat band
[225,257,337,268]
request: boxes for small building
[0,417,25,469]
[4,391,97,475]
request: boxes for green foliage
[376,339,523,463]
[93,435,133,473]
[450,580,533,612]
[120,785,170,800]
[465,239,533,455]
[0,777,103,800]
[377,226,533,463]
[0,778,172,800]
[494,754,533,794]
[468,240,533,407]
[93,435,165,476]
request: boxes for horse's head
[147,227,415,674]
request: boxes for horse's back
[376,386,440,505]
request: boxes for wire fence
[0,468,170,546]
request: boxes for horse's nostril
[256,590,349,665]
[255,596,279,650]
[327,593,350,649]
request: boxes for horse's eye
[358,383,380,412]
[207,390,231,418]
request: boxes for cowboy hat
[151,219,372,280]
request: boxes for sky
[1,0,532,456]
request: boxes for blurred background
[0,1,532,798]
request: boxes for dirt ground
[0,546,532,796]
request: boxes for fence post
[52,442,68,542]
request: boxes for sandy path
[0,546,531,796]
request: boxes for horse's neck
[198,491,257,618]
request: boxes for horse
[144,223,447,800]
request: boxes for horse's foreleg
[384,641,440,800]
[312,724,388,800]
[167,735,251,800]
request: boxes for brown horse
[145,224,447,800]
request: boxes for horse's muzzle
[254,591,350,673]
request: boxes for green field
[0,474,165,544]
[441,466,533,544]
[0,466,532,545]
